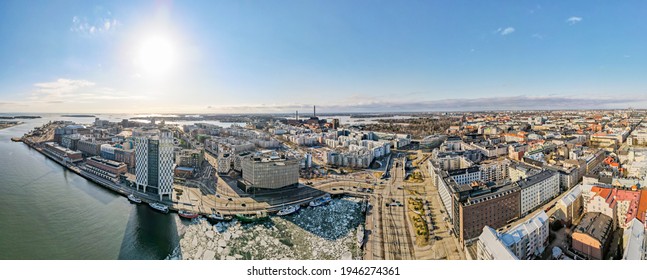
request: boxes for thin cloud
[496,27,515,36]
[532,33,543,39]
[34,79,95,95]
[567,16,582,25]
[31,78,145,103]
[70,8,120,35]
[204,95,646,113]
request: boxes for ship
[149,202,169,213]
[178,210,199,219]
[309,194,332,207]
[127,194,142,204]
[276,205,300,216]
[235,211,269,223]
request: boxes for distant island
[0,115,41,119]
[0,121,22,130]
[61,114,96,117]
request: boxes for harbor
[5,116,376,260]
[177,197,366,260]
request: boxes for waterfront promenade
[19,138,369,217]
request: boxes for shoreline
[0,122,23,130]
[20,140,178,210]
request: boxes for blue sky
[1,0,646,113]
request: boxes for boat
[178,210,199,219]
[149,202,169,213]
[276,205,300,216]
[207,212,231,223]
[235,211,269,223]
[127,194,142,204]
[309,194,332,207]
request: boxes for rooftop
[574,212,614,244]
[516,170,557,189]
[622,218,646,260]
[477,226,518,260]
[501,211,548,248]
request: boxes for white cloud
[567,16,582,24]
[495,27,515,36]
[501,27,515,35]
[532,33,543,39]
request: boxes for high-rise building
[135,130,174,200]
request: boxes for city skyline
[1,0,647,114]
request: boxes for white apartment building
[448,166,481,185]
[622,218,646,260]
[477,211,549,260]
[477,227,518,260]
[517,170,560,215]
[217,153,232,174]
[479,159,510,183]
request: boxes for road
[372,158,415,260]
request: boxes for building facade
[477,211,549,260]
[83,156,127,182]
[571,212,614,260]
[517,170,560,216]
[458,184,521,245]
[135,131,174,200]
[241,156,299,189]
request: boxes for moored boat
[149,202,169,213]
[178,210,199,219]
[127,194,142,204]
[277,205,300,216]
[309,194,332,207]
[207,212,232,223]
[235,211,269,223]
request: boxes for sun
[136,35,176,78]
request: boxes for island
[61,114,96,117]
[0,115,41,119]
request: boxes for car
[389,202,399,207]
[397,186,404,190]
[366,189,373,193]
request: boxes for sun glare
[136,35,176,77]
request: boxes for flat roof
[517,170,557,189]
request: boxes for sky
[0,0,646,114]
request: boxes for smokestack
[296,110,299,121]
[314,105,316,117]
